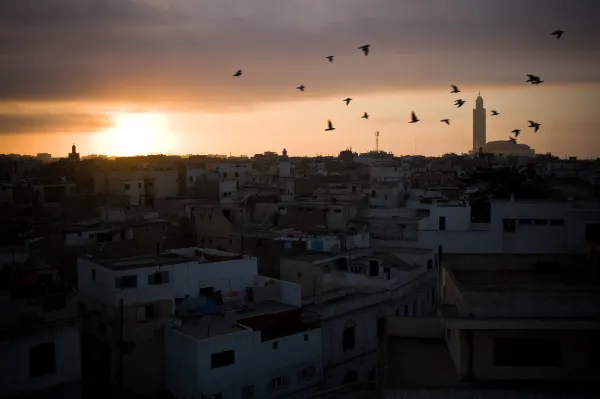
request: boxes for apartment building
[380,254,600,398]
[0,259,81,398]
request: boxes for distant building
[68,144,80,163]
[471,94,535,157]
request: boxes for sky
[0,0,599,158]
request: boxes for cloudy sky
[1,0,599,157]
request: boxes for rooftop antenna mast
[375,131,379,153]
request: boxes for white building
[77,247,303,395]
[164,282,320,399]
[383,199,600,255]
[280,248,438,389]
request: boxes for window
[439,216,446,231]
[148,271,169,285]
[368,369,376,381]
[124,183,130,190]
[304,334,309,341]
[29,343,56,377]
[91,268,96,281]
[368,260,379,276]
[136,305,155,322]
[383,267,391,280]
[271,377,284,389]
[503,218,516,232]
[427,260,433,270]
[518,219,532,225]
[550,219,565,226]
[241,385,254,399]
[211,350,235,368]
[188,176,193,182]
[342,325,355,351]
[234,172,239,177]
[446,329,451,341]
[533,219,547,226]
[115,275,137,289]
[376,317,385,340]
[493,337,560,366]
[138,182,141,188]
[273,342,278,350]
[298,366,315,381]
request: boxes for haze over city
[1,0,599,158]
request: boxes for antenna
[375,131,379,152]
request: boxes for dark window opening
[304,334,309,341]
[342,326,355,351]
[211,350,235,368]
[376,317,385,340]
[383,267,391,280]
[29,343,56,377]
[518,219,532,225]
[493,337,560,366]
[439,216,446,231]
[368,260,379,276]
[272,342,278,350]
[115,275,137,289]
[533,219,547,226]
[503,219,516,232]
[404,305,408,316]
[427,260,433,270]
[148,271,169,285]
[91,269,96,280]
[550,219,565,226]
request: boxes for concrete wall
[0,324,81,397]
[165,327,323,399]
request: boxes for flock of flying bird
[232,29,565,145]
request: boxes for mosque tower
[472,92,486,153]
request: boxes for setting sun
[93,112,173,156]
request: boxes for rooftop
[175,300,296,340]
[87,252,196,270]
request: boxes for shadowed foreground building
[0,258,81,398]
[381,254,600,398]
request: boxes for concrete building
[0,258,81,398]
[381,254,600,398]
[164,274,319,399]
[384,199,600,255]
[77,247,300,396]
[280,247,439,389]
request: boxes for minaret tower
[472,92,486,153]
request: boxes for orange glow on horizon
[92,112,174,156]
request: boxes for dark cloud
[0,0,599,113]
[0,113,112,134]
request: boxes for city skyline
[1,0,599,158]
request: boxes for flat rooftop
[452,269,598,292]
[91,252,196,270]
[175,300,296,340]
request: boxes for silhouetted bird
[409,111,419,123]
[508,137,517,144]
[361,112,369,119]
[491,110,499,116]
[325,120,336,131]
[454,99,466,108]
[441,119,450,125]
[526,74,543,84]
[326,56,334,63]
[528,120,541,132]
[343,98,352,106]
[551,29,564,39]
[233,70,243,77]
[512,129,521,137]
[296,85,305,92]
[358,45,371,56]
[450,85,460,93]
